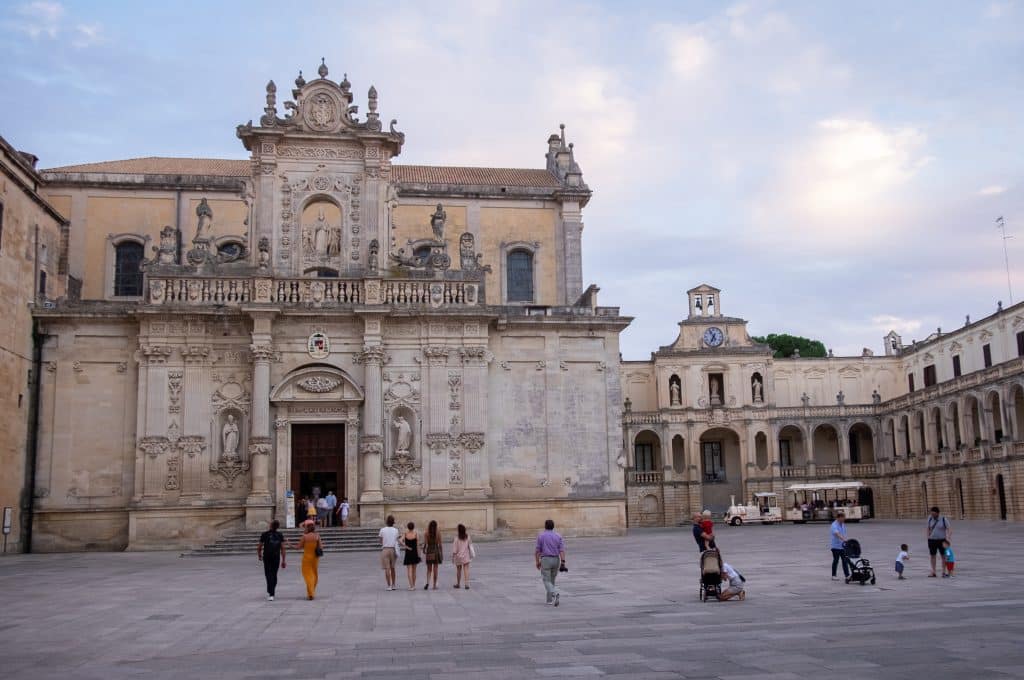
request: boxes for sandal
[464,585,470,590]
[453,584,460,588]
[424,584,429,590]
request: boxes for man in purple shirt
[535,519,566,606]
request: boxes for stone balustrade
[627,470,664,484]
[850,463,878,477]
[815,464,842,477]
[145,275,484,309]
[779,465,807,478]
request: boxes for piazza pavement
[1,520,1022,679]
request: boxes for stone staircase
[183,526,380,556]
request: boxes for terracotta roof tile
[42,157,562,188]
[392,165,560,188]
[42,157,251,176]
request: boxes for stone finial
[295,70,305,88]
[559,123,567,149]
[368,85,378,113]
[965,314,970,325]
[340,72,351,92]
[318,58,328,79]
[997,300,1003,312]
[261,81,278,126]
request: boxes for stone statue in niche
[194,198,213,241]
[430,203,446,241]
[258,237,270,269]
[222,414,240,462]
[368,239,379,272]
[872,389,881,404]
[393,415,411,454]
[670,382,681,406]
[313,209,330,255]
[709,377,721,404]
[752,376,763,403]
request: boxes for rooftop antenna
[997,216,1014,304]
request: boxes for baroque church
[0,61,1021,553]
[18,63,628,551]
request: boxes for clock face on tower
[703,327,724,347]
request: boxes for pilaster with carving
[246,312,276,528]
[182,344,212,494]
[356,343,387,501]
[459,345,492,495]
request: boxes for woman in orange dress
[293,522,323,600]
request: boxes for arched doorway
[778,425,806,472]
[813,424,840,469]
[699,427,742,513]
[997,474,1007,520]
[858,487,875,518]
[988,391,1004,442]
[1012,385,1024,441]
[955,478,965,518]
[848,423,875,464]
[633,430,662,473]
[270,365,364,524]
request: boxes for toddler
[701,510,717,549]
[895,543,910,580]
[942,540,955,577]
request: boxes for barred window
[506,249,534,302]
[113,241,144,297]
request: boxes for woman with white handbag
[451,523,474,589]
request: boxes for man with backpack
[257,520,287,601]
[926,506,952,578]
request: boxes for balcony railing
[850,463,877,477]
[627,470,664,484]
[815,464,842,477]
[780,465,807,478]
[145,275,482,309]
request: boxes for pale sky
[2,1,1021,359]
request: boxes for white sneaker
[267,595,274,601]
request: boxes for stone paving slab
[1,520,1023,679]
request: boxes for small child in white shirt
[895,543,910,580]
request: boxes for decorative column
[459,346,491,497]
[274,415,290,521]
[357,344,386,503]
[139,344,173,500]
[839,423,852,476]
[805,422,816,478]
[246,312,276,529]
[180,345,211,495]
[423,346,452,496]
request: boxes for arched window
[38,270,47,297]
[113,241,144,296]
[506,249,534,302]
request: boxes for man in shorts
[379,515,400,591]
[926,506,952,577]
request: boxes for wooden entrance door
[290,424,345,499]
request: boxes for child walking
[895,544,910,580]
[942,540,955,577]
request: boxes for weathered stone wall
[0,141,67,554]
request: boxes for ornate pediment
[237,60,405,153]
[270,365,364,402]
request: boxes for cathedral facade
[27,63,629,551]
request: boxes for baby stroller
[843,538,876,585]
[699,549,723,601]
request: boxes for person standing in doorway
[830,511,852,582]
[257,519,286,601]
[926,506,952,577]
[316,495,329,528]
[535,519,566,606]
[339,497,350,528]
[379,515,400,591]
[422,520,443,590]
[293,522,322,600]
[325,490,337,527]
[452,524,474,589]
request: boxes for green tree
[751,333,827,358]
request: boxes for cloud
[751,118,931,249]
[985,2,1013,18]
[659,25,713,79]
[869,315,923,335]
[978,185,1007,196]
[72,22,102,48]
[11,1,63,38]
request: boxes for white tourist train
[784,481,870,522]
[724,493,783,525]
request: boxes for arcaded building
[621,285,1024,526]
[26,63,630,551]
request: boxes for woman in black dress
[400,521,422,590]
[422,520,443,590]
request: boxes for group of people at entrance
[378,515,474,591]
[296,490,349,528]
